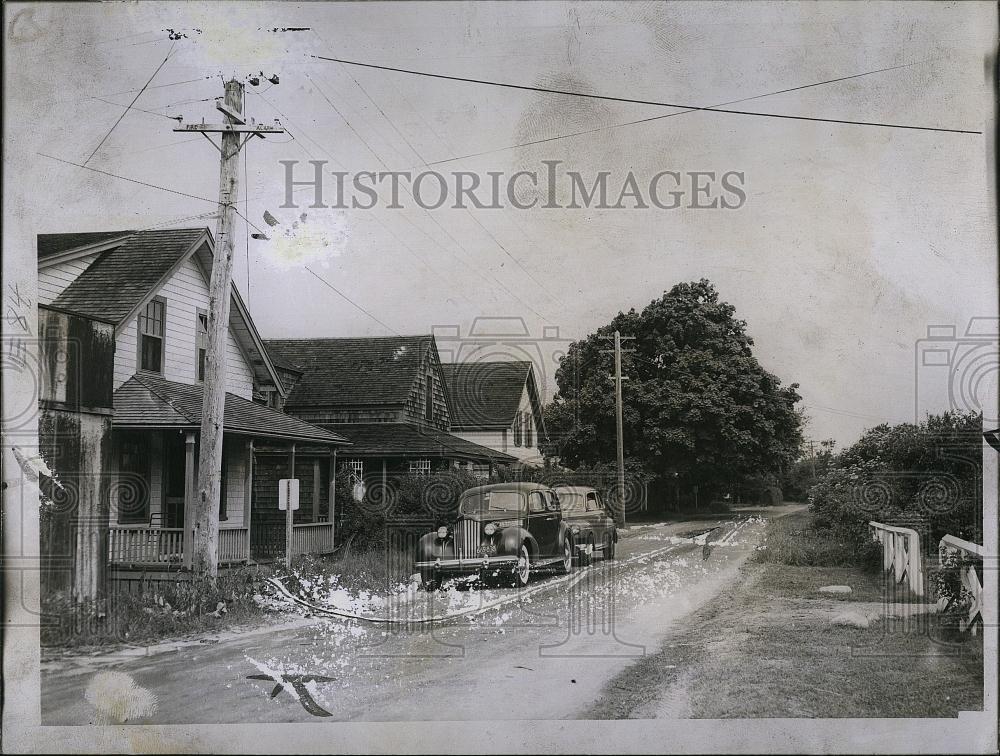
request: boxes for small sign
[278,479,300,511]
[352,481,366,503]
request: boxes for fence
[869,521,925,597]
[937,535,984,635]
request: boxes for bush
[752,512,882,569]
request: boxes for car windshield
[557,492,586,513]
[459,490,524,516]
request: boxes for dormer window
[138,297,165,374]
[196,309,208,381]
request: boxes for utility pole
[602,331,634,529]
[174,79,283,577]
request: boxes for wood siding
[453,384,543,466]
[404,347,451,430]
[37,253,101,305]
[112,256,254,398]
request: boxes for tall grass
[751,511,882,569]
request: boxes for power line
[425,58,939,166]
[304,266,400,336]
[39,152,217,204]
[310,54,980,136]
[83,42,177,165]
[88,96,182,123]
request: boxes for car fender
[557,520,576,549]
[417,531,455,561]
[499,527,538,558]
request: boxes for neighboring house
[439,361,547,468]
[263,336,516,491]
[36,228,350,589]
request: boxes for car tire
[556,537,574,574]
[605,534,617,561]
[512,544,531,588]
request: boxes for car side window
[528,492,546,514]
[586,493,600,512]
[545,491,560,512]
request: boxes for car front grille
[456,520,481,560]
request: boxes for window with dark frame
[524,412,533,448]
[513,412,522,447]
[196,309,208,381]
[424,380,434,421]
[138,298,165,374]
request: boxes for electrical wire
[310,54,981,136]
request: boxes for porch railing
[937,535,984,634]
[291,522,335,556]
[108,526,250,565]
[109,527,184,565]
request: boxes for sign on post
[278,479,300,511]
[279,479,299,568]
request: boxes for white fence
[937,535,984,635]
[869,521,925,597]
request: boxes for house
[262,336,517,491]
[439,361,547,468]
[36,227,351,592]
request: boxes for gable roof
[38,227,286,396]
[440,361,541,430]
[114,373,350,445]
[49,227,208,323]
[38,231,136,261]
[263,336,435,407]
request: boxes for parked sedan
[553,485,618,566]
[415,482,575,588]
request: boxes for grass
[751,509,882,568]
[590,512,984,719]
[286,545,416,595]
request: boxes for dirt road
[41,508,797,724]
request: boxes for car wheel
[605,534,617,561]
[579,537,593,567]
[512,544,531,588]
[556,537,574,574]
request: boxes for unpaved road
[42,508,798,724]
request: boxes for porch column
[182,432,196,569]
[328,449,337,547]
[244,440,253,562]
[312,459,321,523]
[286,443,296,565]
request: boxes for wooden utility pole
[602,331,633,529]
[174,79,283,577]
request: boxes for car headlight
[437,526,449,539]
[484,521,500,536]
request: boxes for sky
[4,1,997,448]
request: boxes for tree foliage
[544,279,803,502]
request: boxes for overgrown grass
[751,509,882,569]
[286,545,416,595]
[41,565,279,650]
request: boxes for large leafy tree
[544,279,803,502]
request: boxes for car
[414,482,575,589]
[553,485,618,566]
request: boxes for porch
[108,374,349,571]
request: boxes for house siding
[454,384,543,466]
[112,256,254,398]
[38,253,102,305]
[404,347,450,430]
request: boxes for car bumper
[415,555,519,576]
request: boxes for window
[138,298,165,374]
[586,492,600,512]
[472,464,491,481]
[196,309,208,381]
[524,412,533,448]
[117,435,150,524]
[424,380,434,421]
[527,491,546,513]
[409,459,431,476]
[513,412,522,447]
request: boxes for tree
[544,279,803,506]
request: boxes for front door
[163,432,187,528]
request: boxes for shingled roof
[328,423,514,461]
[263,336,434,407]
[114,373,350,445]
[440,361,538,430]
[48,227,209,324]
[37,230,136,260]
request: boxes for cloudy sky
[5,1,996,446]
